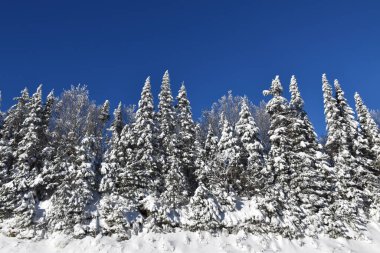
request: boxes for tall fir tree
[175,83,198,194]
[235,98,265,196]
[354,92,380,221]
[322,75,367,238]
[263,75,299,237]
[155,71,189,229]
[99,102,124,194]
[48,130,97,238]
[287,75,334,236]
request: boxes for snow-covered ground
[1,222,380,253]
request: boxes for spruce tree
[6,86,47,238]
[235,98,265,196]
[156,71,189,228]
[213,114,238,210]
[184,182,223,232]
[287,75,334,236]
[129,77,157,198]
[175,83,198,194]
[354,92,380,221]
[322,75,367,238]
[263,75,298,237]
[48,131,97,237]
[99,102,124,194]
[355,92,380,171]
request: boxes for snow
[1,222,380,253]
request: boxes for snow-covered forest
[0,71,379,243]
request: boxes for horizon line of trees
[0,71,379,241]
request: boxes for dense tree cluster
[0,72,379,240]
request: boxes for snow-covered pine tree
[5,85,46,238]
[197,124,219,188]
[322,75,367,238]
[127,77,157,200]
[99,102,124,194]
[175,83,198,194]
[235,98,265,196]
[0,89,30,193]
[354,92,380,221]
[48,130,97,238]
[184,182,223,232]
[98,102,133,238]
[355,92,380,172]
[155,71,189,229]
[212,113,239,211]
[287,75,334,236]
[262,75,298,237]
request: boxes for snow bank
[1,222,380,253]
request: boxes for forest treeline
[0,71,379,240]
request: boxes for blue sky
[0,0,379,135]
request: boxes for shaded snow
[1,222,380,253]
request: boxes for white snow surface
[1,222,380,253]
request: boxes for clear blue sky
[0,0,379,135]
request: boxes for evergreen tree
[287,75,334,236]
[185,182,223,232]
[235,98,265,196]
[48,131,97,237]
[212,114,238,210]
[175,83,198,194]
[0,89,30,198]
[355,92,380,171]
[128,77,157,199]
[354,92,380,221]
[263,75,298,237]
[99,102,124,194]
[155,71,189,228]
[322,75,367,238]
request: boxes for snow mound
[1,222,380,253]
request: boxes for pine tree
[184,182,223,232]
[0,89,30,199]
[235,98,265,196]
[197,124,219,188]
[322,75,367,238]
[128,77,157,198]
[155,71,189,228]
[48,131,97,237]
[4,85,47,238]
[175,83,198,194]
[99,102,124,194]
[212,114,238,210]
[156,70,176,179]
[287,75,334,236]
[355,92,380,171]
[354,93,380,221]
[263,75,298,237]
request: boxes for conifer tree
[355,92,380,171]
[185,182,223,232]
[263,76,297,237]
[0,89,30,200]
[354,92,380,221]
[212,114,238,210]
[155,71,189,228]
[48,131,97,237]
[176,83,198,193]
[129,77,157,198]
[235,98,265,195]
[287,75,334,236]
[99,102,124,194]
[5,86,47,237]
[322,75,367,238]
